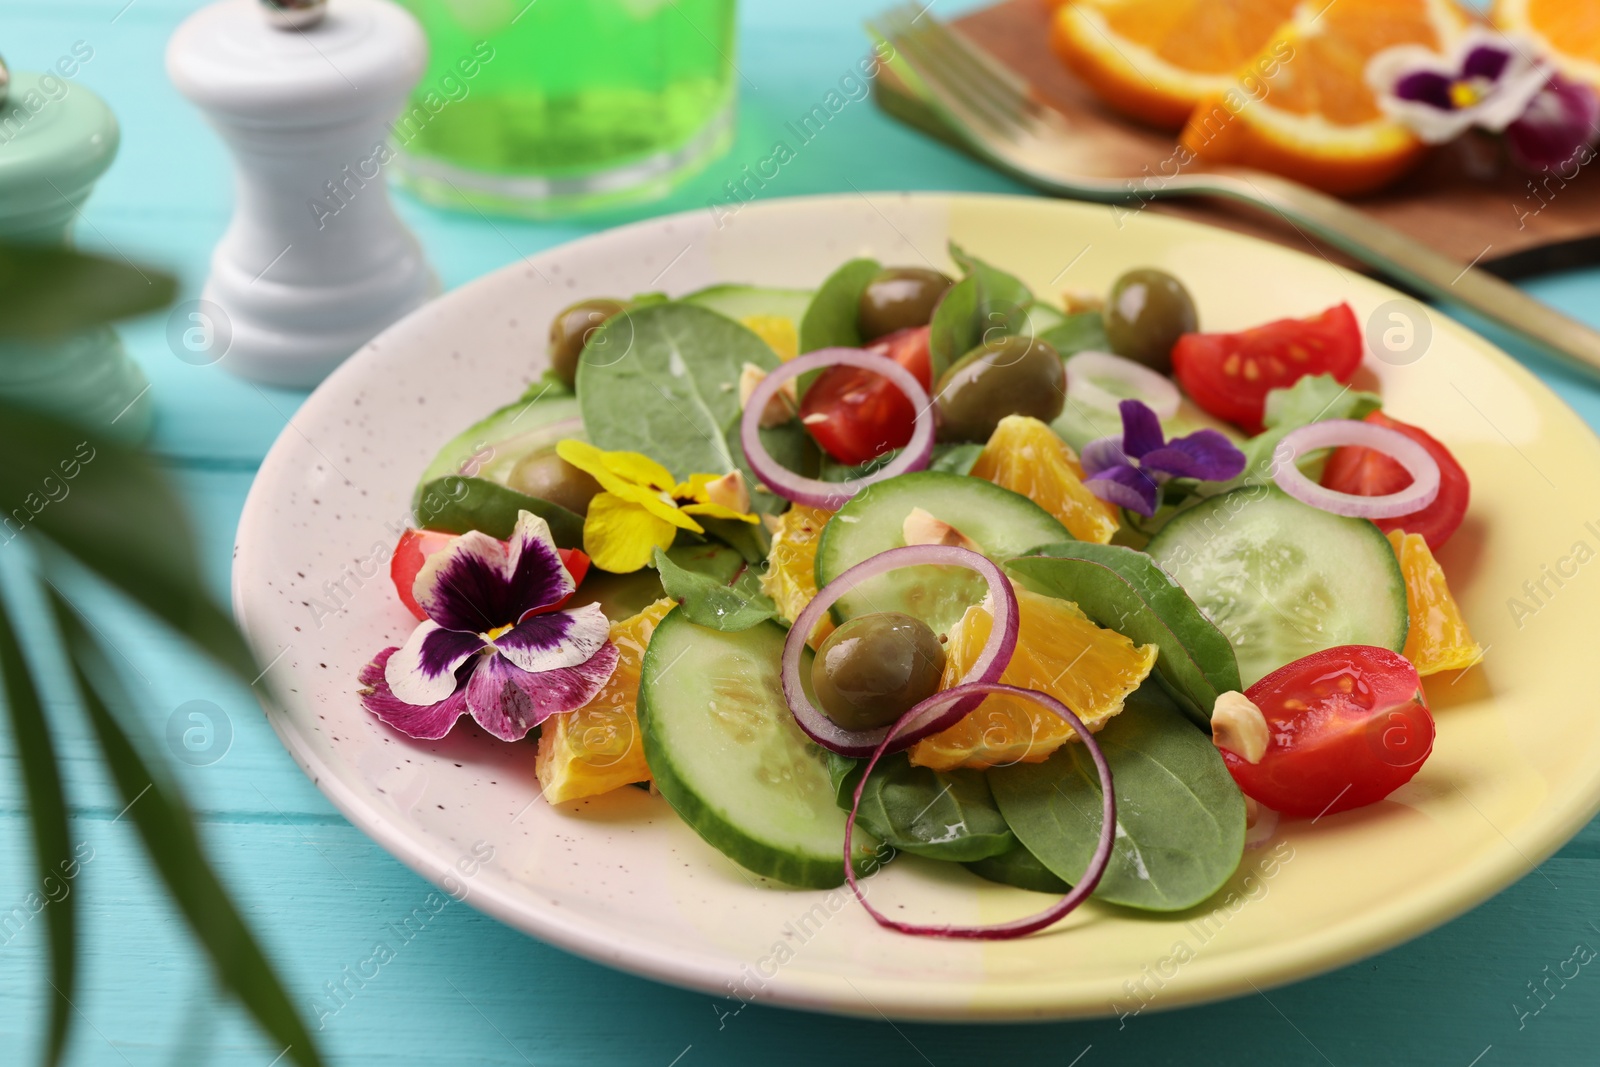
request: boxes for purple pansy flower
[1080,399,1247,517]
[1505,71,1600,172]
[1367,28,1599,172]
[1368,29,1553,143]
[358,511,617,742]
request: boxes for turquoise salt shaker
[0,68,153,440]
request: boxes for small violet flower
[1367,28,1599,172]
[1505,71,1600,173]
[358,510,618,742]
[1080,399,1247,517]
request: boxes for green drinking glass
[392,0,738,217]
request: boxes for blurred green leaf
[0,403,256,681]
[51,592,325,1067]
[0,243,177,340]
[0,588,75,1067]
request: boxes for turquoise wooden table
[5,1,1600,1063]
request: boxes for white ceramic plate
[235,193,1600,1020]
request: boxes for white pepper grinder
[167,0,438,387]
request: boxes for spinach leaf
[798,257,880,355]
[725,408,816,516]
[827,752,1016,862]
[654,546,776,631]
[814,438,981,484]
[661,542,745,583]
[929,244,1034,379]
[989,684,1245,911]
[571,569,666,622]
[964,839,1070,894]
[699,515,771,564]
[1037,311,1109,356]
[1008,543,1241,726]
[930,442,984,475]
[416,476,584,548]
[1216,373,1382,493]
[577,304,807,511]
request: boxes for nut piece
[702,470,751,515]
[1060,287,1105,315]
[738,362,797,428]
[1211,691,1268,764]
[902,507,979,551]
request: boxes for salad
[357,246,1481,939]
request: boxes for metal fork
[867,4,1600,383]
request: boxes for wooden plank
[874,0,1600,278]
[0,815,1594,1064]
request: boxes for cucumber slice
[815,471,1071,633]
[681,284,813,326]
[639,609,862,888]
[415,390,582,502]
[1024,301,1066,337]
[1145,487,1407,687]
[416,476,584,548]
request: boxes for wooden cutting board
[872,0,1600,280]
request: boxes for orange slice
[907,586,1157,771]
[741,314,799,361]
[758,504,835,644]
[1494,0,1600,90]
[535,598,675,803]
[970,415,1119,544]
[1051,0,1304,129]
[1181,0,1470,195]
[1388,530,1483,676]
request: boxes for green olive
[934,333,1065,443]
[505,447,602,515]
[1103,268,1197,373]
[857,267,954,341]
[811,612,946,732]
[548,297,627,388]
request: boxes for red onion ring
[1065,350,1181,419]
[1272,419,1441,520]
[845,681,1116,939]
[740,347,935,510]
[781,545,1018,758]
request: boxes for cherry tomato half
[799,325,933,465]
[1173,303,1362,434]
[1221,645,1434,819]
[1319,410,1469,550]
[392,528,589,621]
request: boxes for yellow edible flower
[556,440,758,573]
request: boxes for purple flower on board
[358,511,617,742]
[1368,29,1553,143]
[1367,28,1599,173]
[1080,399,1247,517]
[1505,71,1600,173]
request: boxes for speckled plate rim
[234,191,1600,1022]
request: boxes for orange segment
[908,586,1158,771]
[1494,0,1600,89]
[740,314,799,361]
[759,504,835,644]
[535,598,675,803]
[1181,0,1470,195]
[1052,0,1303,128]
[1388,530,1483,676]
[970,415,1119,544]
